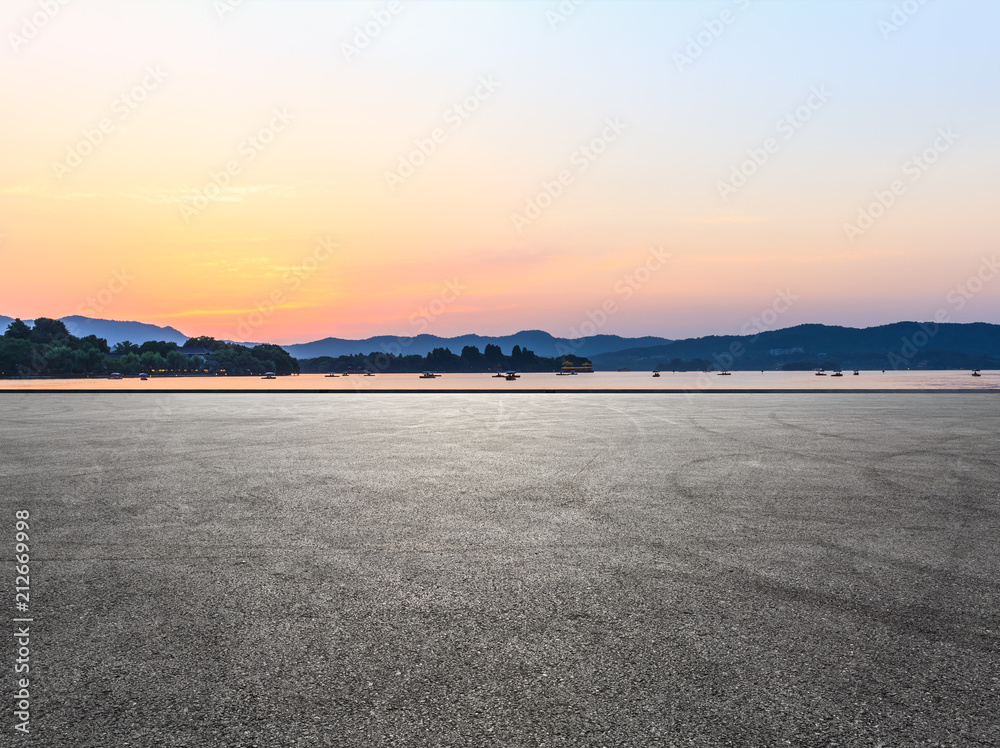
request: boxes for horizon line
[2,313,997,348]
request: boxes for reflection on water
[0,371,997,391]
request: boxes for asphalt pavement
[1,393,998,747]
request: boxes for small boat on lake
[972,370,982,377]
[652,371,660,377]
[262,372,276,379]
[420,371,439,379]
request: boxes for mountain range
[589,322,1000,371]
[0,315,671,358]
[283,331,673,359]
[2,315,998,369]
[0,315,189,346]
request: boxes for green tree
[43,346,82,375]
[140,351,167,372]
[80,335,111,354]
[30,318,69,345]
[0,337,33,376]
[114,341,139,355]
[211,348,238,373]
[483,344,504,367]
[118,352,141,374]
[461,345,485,371]
[81,347,106,373]
[183,336,223,351]
[166,350,186,371]
[426,347,458,371]
[4,318,32,340]
[140,340,178,356]
[251,343,297,375]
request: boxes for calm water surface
[1,371,997,390]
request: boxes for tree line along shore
[6,317,996,378]
[0,318,298,378]
[296,344,591,374]
[0,318,593,377]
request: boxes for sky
[1,0,998,344]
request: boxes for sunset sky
[2,0,998,344]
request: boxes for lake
[0,370,996,390]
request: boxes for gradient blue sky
[2,0,998,342]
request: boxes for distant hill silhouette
[0,315,189,346]
[3,315,998,369]
[589,322,1000,371]
[282,330,673,359]
[0,316,669,355]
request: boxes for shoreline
[2,371,996,393]
[2,388,999,394]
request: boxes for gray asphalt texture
[2,393,998,747]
